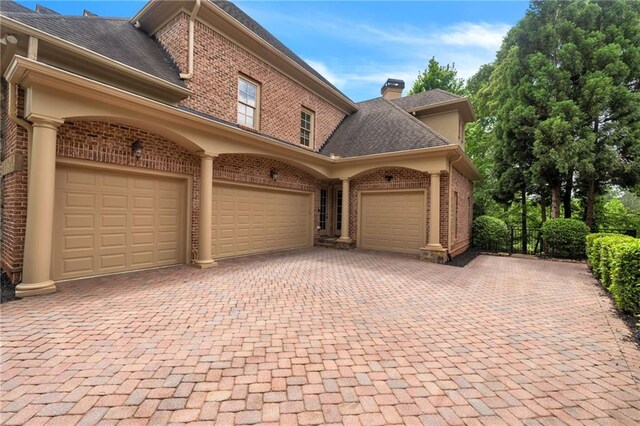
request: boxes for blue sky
[14,1,530,101]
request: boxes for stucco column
[337,177,352,243]
[426,172,443,249]
[194,152,217,268]
[16,115,64,297]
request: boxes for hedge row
[473,216,508,250]
[586,233,640,315]
[541,218,590,258]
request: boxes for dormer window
[238,77,259,129]
[300,108,314,148]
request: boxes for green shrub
[586,233,617,267]
[473,216,508,250]
[541,219,590,258]
[597,235,636,288]
[609,240,640,315]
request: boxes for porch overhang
[5,55,479,182]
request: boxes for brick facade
[1,7,474,284]
[1,82,29,283]
[155,14,346,151]
[346,168,450,248]
[449,167,473,257]
[0,112,326,283]
[56,120,202,260]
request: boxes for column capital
[27,113,64,129]
[197,151,218,159]
[428,171,441,177]
[338,176,351,182]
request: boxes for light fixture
[131,140,143,160]
[270,168,278,181]
[385,174,393,182]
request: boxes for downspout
[179,0,201,80]
[447,152,464,259]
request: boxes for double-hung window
[300,109,314,148]
[238,77,258,129]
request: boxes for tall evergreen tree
[409,57,466,95]
[489,0,640,227]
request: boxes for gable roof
[320,97,449,158]
[392,89,462,111]
[0,1,36,13]
[1,2,185,88]
[210,1,350,101]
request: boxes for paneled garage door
[212,183,312,258]
[52,166,187,281]
[360,191,426,254]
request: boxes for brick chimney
[381,78,405,100]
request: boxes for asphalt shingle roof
[320,97,449,158]
[392,89,462,111]
[211,1,351,102]
[1,2,185,88]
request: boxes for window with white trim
[300,109,314,147]
[238,77,258,129]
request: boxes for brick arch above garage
[345,167,449,248]
[214,154,324,236]
[56,120,201,259]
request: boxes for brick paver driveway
[1,249,639,425]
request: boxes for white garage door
[212,183,312,258]
[360,191,426,254]
[52,166,187,280]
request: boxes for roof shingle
[320,97,449,158]
[1,3,185,88]
[392,89,462,111]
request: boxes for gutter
[179,0,201,80]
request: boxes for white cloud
[439,22,511,51]
[241,5,512,99]
[303,59,347,88]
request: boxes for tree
[464,64,499,217]
[409,57,466,95]
[488,0,640,228]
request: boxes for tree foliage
[487,0,640,229]
[409,57,466,95]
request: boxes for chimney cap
[381,78,405,94]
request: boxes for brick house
[0,0,479,297]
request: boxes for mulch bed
[1,271,20,304]
[592,280,640,348]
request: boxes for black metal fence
[508,226,542,255]
[478,227,636,256]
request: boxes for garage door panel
[66,192,95,208]
[101,233,127,248]
[64,235,93,250]
[53,167,186,280]
[360,191,425,254]
[64,257,94,274]
[132,196,154,209]
[212,183,311,258]
[66,214,94,229]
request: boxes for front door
[319,188,328,236]
[334,188,343,236]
